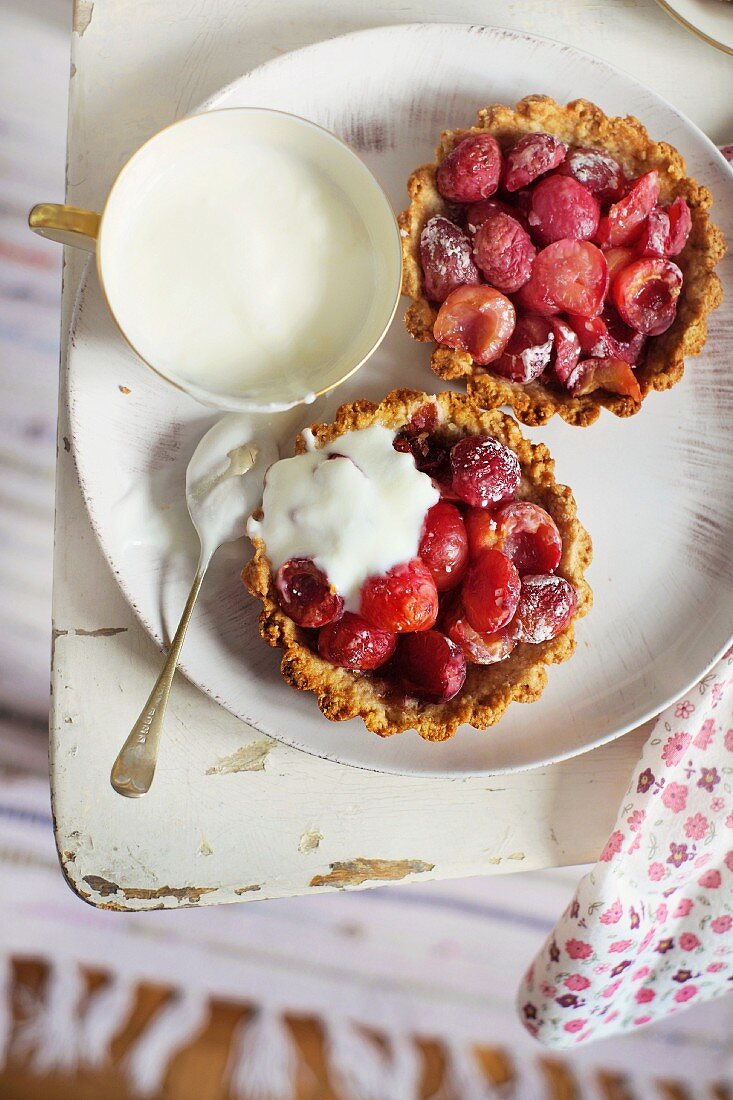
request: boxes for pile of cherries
[420,131,692,401]
[273,405,576,706]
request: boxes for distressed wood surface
[52,0,733,910]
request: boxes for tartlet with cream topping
[243,389,592,740]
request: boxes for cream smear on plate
[101,124,376,403]
[112,405,323,557]
[248,424,440,610]
[185,406,325,559]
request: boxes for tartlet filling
[420,129,691,403]
[250,403,578,705]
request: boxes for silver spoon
[110,414,279,798]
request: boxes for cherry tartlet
[400,96,724,426]
[243,390,592,741]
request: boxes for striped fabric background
[1,0,67,724]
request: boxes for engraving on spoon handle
[110,567,205,798]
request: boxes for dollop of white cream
[247,424,440,610]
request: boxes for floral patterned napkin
[517,645,733,1046]
[518,146,733,1050]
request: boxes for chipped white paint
[72,0,93,37]
[298,828,323,854]
[51,0,733,910]
[205,741,271,775]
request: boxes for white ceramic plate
[655,0,733,55]
[68,24,733,776]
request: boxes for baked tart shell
[399,95,726,427]
[243,389,592,741]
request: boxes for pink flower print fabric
[517,648,733,1047]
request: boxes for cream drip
[247,424,440,610]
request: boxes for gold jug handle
[28,203,100,251]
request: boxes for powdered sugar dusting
[421,217,466,276]
[520,335,554,379]
[420,216,480,301]
[559,146,625,203]
[504,132,567,191]
[570,149,613,183]
[516,574,577,643]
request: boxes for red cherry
[462,548,521,633]
[392,405,454,494]
[393,432,453,496]
[406,401,439,434]
[472,211,536,293]
[511,188,534,216]
[550,317,581,385]
[568,305,646,365]
[464,507,497,559]
[443,601,517,665]
[360,558,438,634]
[666,197,692,257]
[601,303,647,365]
[612,258,683,336]
[567,356,642,402]
[568,312,608,356]
[450,435,521,508]
[318,613,396,670]
[604,246,635,282]
[418,502,469,592]
[519,240,608,318]
[434,285,516,366]
[466,197,528,233]
[634,206,670,258]
[437,134,502,203]
[493,501,562,575]
[514,574,576,643]
[470,211,534,281]
[275,558,344,628]
[527,176,600,245]
[492,313,553,384]
[554,146,625,203]
[596,171,660,248]
[395,630,467,702]
[420,216,480,303]
[503,132,567,192]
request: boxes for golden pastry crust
[399,95,726,427]
[242,389,592,741]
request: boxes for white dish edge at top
[655,0,733,55]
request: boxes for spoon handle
[110,566,206,798]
